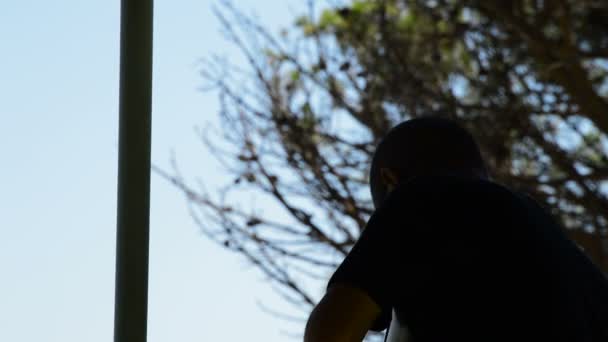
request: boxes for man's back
[328,174,608,341]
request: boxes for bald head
[369,117,489,209]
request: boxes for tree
[157,0,608,337]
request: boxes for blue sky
[0,1,316,341]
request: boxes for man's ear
[380,168,398,187]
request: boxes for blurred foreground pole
[114,1,153,342]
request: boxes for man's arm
[305,193,406,342]
[304,283,382,342]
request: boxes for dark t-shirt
[327,174,608,341]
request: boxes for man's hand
[304,283,382,342]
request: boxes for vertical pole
[114,1,153,342]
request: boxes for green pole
[114,1,153,342]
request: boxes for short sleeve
[325,176,473,332]
[326,195,405,331]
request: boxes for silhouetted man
[304,117,608,342]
